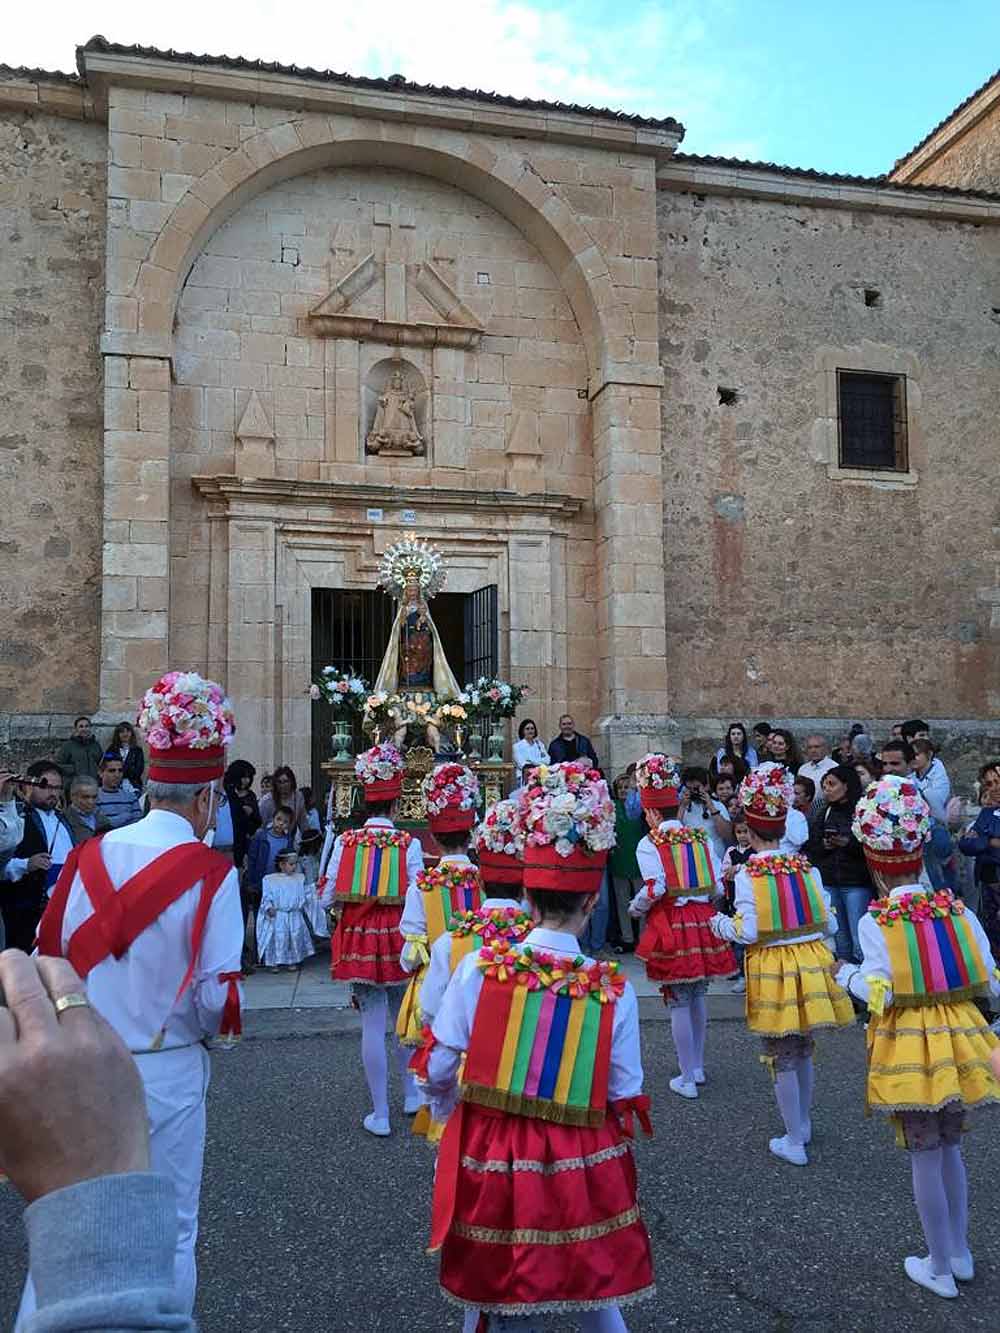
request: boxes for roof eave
[76,43,683,158]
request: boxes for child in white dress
[257,851,316,970]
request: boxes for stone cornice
[0,74,96,120]
[78,47,682,156]
[657,160,1000,223]
[191,474,585,518]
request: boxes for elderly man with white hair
[797,734,838,790]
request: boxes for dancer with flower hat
[628,753,736,1100]
[710,762,853,1166]
[318,742,425,1136]
[424,761,654,1330]
[410,798,532,1144]
[32,672,243,1317]
[396,762,483,1047]
[836,775,1000,1299]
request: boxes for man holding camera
[679,765,732,863]
[1,761,74,953]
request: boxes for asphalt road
[2,1018,999,1332]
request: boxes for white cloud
[2,0,752,143]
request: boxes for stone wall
[900,100,1000,192]
[0,107,106,719]
[656,183,999,727]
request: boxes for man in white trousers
[23,671,244,1324]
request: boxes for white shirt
[399,851,472,969]
[915,758,951,824]
[426,926,643,1111]
[0,798,24,854]
[4,807,74,881]
[318,816,425,909]
[797,757,837,789]
[837,884,1000,1005]
[53,809,243,1052]
[512,738,549,774]
[634,818,722,907]
[419,895,522,1028]
[780,807,809,855]
[681,796,730,864]
[714,854,836,949]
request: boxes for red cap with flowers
[138,671,235,784]
[634,752,681,810]
[472,798,525,888]
[423,762,480,834]
[355,742,406,802]
[516,760,616,893]
[852,774,931,877]
[739,761,794,836]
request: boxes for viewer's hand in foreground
[0,951,149,1203]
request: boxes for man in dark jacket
[54,716,105,784]
[0,761,74,952]
[547,714,599,766]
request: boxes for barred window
[837,370,908,471]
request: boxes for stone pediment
[308,257,483,349]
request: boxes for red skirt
[433,1104,654,1315]
[636,897,737,984]
[330,901,407,985]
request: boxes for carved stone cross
[373,204,415,322]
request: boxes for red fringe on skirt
[635,898,736,984]
[433,1104,654,1315]
[331,901,407,985]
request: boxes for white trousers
[16,1042,210,1329]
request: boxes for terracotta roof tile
[892,68,1000,172]
[76,34,684,135]
[669,151,1000,202]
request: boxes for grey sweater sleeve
[23,1173,195,1332]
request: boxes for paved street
[2,1014,999,1332]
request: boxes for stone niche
[362,353,430,460]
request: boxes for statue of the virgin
[374,539,462,746]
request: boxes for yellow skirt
[396,965,426,1046]
[867,1000,1000,1114]
[746,939,855,1037]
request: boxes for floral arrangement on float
[137,671,235,752]
[738,761,795,823]
[433,696,469,729]
[463,676,528,719]
[422,762,481,819]
[517,760,615,864]
[310,667,369,711]
[355,741,406,787]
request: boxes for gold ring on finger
[53,992,90,1015]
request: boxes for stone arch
[133,117,618,385]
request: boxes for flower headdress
[739,761,794,836]
[355,742,406,803]
[423,762,480,834]
[517,760,615,892]
[137,671,235,783]
[634,753,681,810]
[852,774,931,877]
[378,537,446,601]
[472,798,525,889]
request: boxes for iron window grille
[837,370,908,471]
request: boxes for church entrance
[310,585,498,786]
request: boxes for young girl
[629,753,736,1099]
[318,743,425,1137]
[424,761,654,1329]
[710,763,854,1165]
[837,775,1000,1298]
[721,816,754,993]
[396,763,483,1047]
[256,851,316,971]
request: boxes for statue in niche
[366,366,425,456]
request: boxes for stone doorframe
[90,53,676,762]
[193,476,586,779]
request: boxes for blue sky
[6,1,1000,175]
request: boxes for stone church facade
[1,38,997,780]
